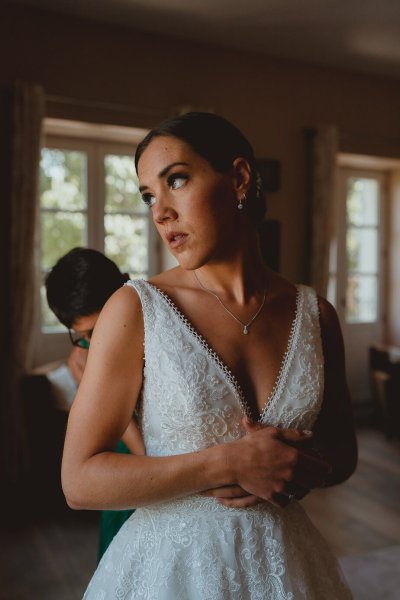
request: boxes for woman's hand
[222,417,331,508]
[200,484,265,508]
[67,347,88,385]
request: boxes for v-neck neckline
[142,280,303,423]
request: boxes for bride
[62,111,357,599]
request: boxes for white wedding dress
[83,280,352,599]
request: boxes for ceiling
[9,0,400,79]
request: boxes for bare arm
[67,345,145,456]
[310,297,358,485]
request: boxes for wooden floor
[0,511,99,600]
[303,424,400,557]
[1,424,399,600]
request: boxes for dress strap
[124,279,156,336]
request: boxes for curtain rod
[45,94,165,118]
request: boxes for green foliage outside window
[39,147,150,329]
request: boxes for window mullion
[86,142,102,251]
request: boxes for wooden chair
[386,363,400,438]
[369,346,400,438]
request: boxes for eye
[167,173,188,190]
[141,193,156,208]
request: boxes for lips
[166,231,188,249]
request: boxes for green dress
[97,440,134,562]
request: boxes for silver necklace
[193,271,266,335]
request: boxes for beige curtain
[1,82,44,483]
[306,125,338,297]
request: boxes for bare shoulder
[317,296,341,333]
[316,296,346,361]
[90,284,144,349]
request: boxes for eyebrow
[139,162,189,192]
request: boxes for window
[36,119,155,364]
[345,177,380,323]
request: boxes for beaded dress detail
[83,280,352,600]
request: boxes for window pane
[41,212,86,270]
[104,154,145,213]
[347,178,378,226]
[346,274,378,323]
[104,214,148,274]
[40,149,87,210]
[347,227,378,274]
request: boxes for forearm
[315,297,358,488]
[62,443,231,510]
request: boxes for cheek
[200,179,235,218]
[208,188,236,232]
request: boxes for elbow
[344,447,358,481]
[62,479,86,510]
[64,494,82,511]
[344,435,359,481]
[61,468,93,510]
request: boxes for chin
[172,241,220,271]
[175,252,209,272]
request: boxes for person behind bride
[62,111,357,599]
[45,247,145,561]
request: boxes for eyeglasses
[68,328,94,349]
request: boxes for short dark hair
[135,112,266,224]
[45,248,128,328]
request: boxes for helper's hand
[121,417,146,456]
[67,347,88,385]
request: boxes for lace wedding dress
[83,280,352,599]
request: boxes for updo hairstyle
[135,112,266,225]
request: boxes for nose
[152,192,178,225]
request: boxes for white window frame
[337,168,386,325]
[34,119,157,366]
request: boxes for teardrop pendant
[243,326,249,335]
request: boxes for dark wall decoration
[256,159,281,193]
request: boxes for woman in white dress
[62,112,357,599]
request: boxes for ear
[231,157,252,197]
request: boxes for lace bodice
[127,280,324,457]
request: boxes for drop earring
[238,193,246,210]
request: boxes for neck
[193,242,268,304]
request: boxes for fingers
[241,416,263,433]
[217,495,263,508]
[201,485,250,499]
[277,428,313,444]
[241,418,314,446]
[283,481,310,501]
